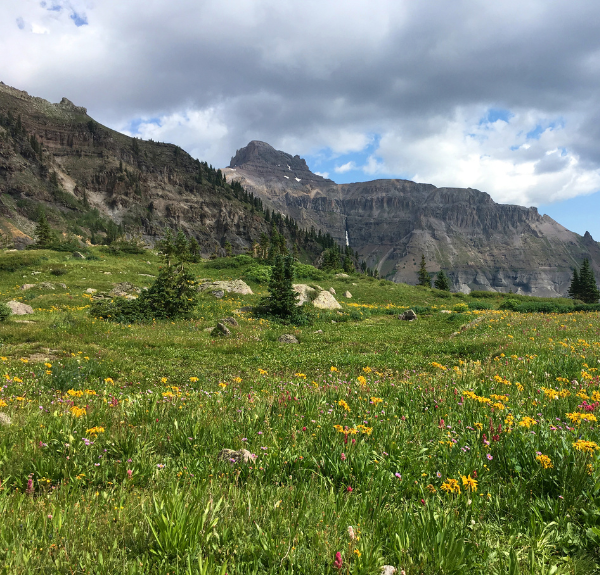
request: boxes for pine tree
[579,259,600,304]
[34,213,54,248]
[264,255,300,319]
[417,254,431,287]
[434,270,450,291]
[568,268,581,300]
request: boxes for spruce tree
[264,254,300,320]
[434,270,450,291]
[417,254,431,287]
[34,213,54,248]
[568,268,581,300]
[579,259,600,304]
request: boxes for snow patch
[284,176,289,179]
[295,177,301,182]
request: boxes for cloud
[314,171,329,179]
[334,161,357,174]
[2,0,600,207]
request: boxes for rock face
[224,142,600,297]
[6,301,34,315]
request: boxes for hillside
[224,141,600,296]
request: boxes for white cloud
[314,171,329,179]
[334,161,356,174]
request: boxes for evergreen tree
[417,254,431,287]
[579,259,600,303]
[264,254,300,320]
[343,255,354,273]
[568,268,581,300]
[34,213,54,248]
[434,270,450,291]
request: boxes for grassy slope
[1,250,600,574]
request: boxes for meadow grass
[1,249,600,573]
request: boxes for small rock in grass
[212,322,231,336]
[212,290,224,299]
[0,413,11,427]
[38,282,55,290]
[278,334,299,344]
[85,288,97,294]
[72,251,86,259]
[21,284,36,291]
[218,448,256,464]
[314,329,323,334]
[398,309,417,321]
[344,291,352,298]
[313,291,342,310]
[220,317,239,327]
[6,301,33,315]
[381,567,397,575]
[440,309,452,314]
[329,287,336,294]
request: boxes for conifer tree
[579,259,600,303]
[34,213,54,248]
[264,254,300,319]
[568,268,581,300]
[434,270,450,291]
[417,254,431,287]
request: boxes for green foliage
[243,264,271,284]
[50,267,68,276]
[470,290,497,298]
[294,263,325,281]
[433,270,450,291]
[0,251,42,272]
[33,213,55,248]
[107,236,147,255]
[205,255,253,269]
[417,254,431,287]
[261,254,303,322]
[0,302,11,321]
[468,301,494,310]
[569,259,600,304]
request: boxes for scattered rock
[0,413,12,427]
[335,273,349,278]
[218,448,256,464]
[278,334,299,344]
[125,295,137,300]
[58,283,67,289]
[203,327,214,332]
[103,271,111,275]
[138,273,155,278]
[234,306,254,313]
[31,271,41,275]
[85,288,97,294]
[440,309,452,314]
[398,309,417,321]
[313,290,342,310]
[314,329,323,334]
[220,317,239,327]
[198,280,253,295]
[212,290,225,299]
[381,567,397,575]
[72,251,86,259]
[211,322,231,336]
[108,282,141,297]
[292,283,317,305]
[38,282,55,290]
[14,320,35,324]
[344,291,352,298]
[20,284,36,291]
[6,301,34,315]
[329,287,336,295]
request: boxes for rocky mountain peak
[228,141,332,184]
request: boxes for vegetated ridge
[0,83,332,260]
[224,141,600,296]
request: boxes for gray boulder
[38,282,55,290]
[220,317,239,327]
[212,290,225,299]
[313,291,342,310]
[20,284,36,291]
[72,252,86,259]
[211,322,231,336]
[198,280,253,295]
[278,333,299,344]
[344,291,352,298]
[6,301,34,315]
[109,282,141,297]
[329,287,336,294]
[292,284,316,305]
[399,309,417,321]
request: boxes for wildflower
[189,377,198,382]
[160,377,167,383]
[258,369,268,375]
[440,478,461,494]
[486,453,493,460]
[362,366,372,373]
[371,397,383,405]
[219,383,227,389]
[341,453,347,461]
[461,474,478,492]
[426,484,436,493]
[333,552,343,570]
[47,514,53,519]
[536,454,553,469]
[156,464,165,469]
[354,549,361,557]
[348,526,356,540]
[518,417,537,429]
[346,485,353,492]
[338,400,350,412]
[330,366,338,372]
[395,472,402,480]
[573,439,600,454]
[86,426,105,436]
[127,469,133,478]
[357,375,367,386]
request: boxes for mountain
[224,141,600,296]
[0,83,278,255]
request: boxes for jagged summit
[229,141,333,185]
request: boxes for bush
[0,302,11,322]
[244,265,271,284]
[205,255,253,269]
[468,301,494,310]
[470,291,497,299]
[0,252,42,273]
[499,299,520,311]
[106,237,147,255]
[89,298,149,323]
[294,263,325,281]
[50,268,68,276]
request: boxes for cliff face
[0,83,271,253]
[224,142,600,296]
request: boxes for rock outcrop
[224,142,600,297]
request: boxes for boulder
[398,309,417,321]
[108,282,141,297]
[278,334,299,344]
[72,251,86,259]
[220,317,239,327]
[292,284,316,305]
[335,273,350,278]
[344,291,352,298]
[38,282,55,290]
[6,301,34,315]
[440,309,452,314]
[329,287,336,295]
[313,291,342,310]
[381,567,397,575]
[314,329,323,334]
[85,288,97,294]
[218,448,256,464]
[212,290,225,299]
[20,284,36,291]
[211,322,231,336]
[198,280,253,295]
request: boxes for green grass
[1,249,600,573]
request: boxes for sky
[3,0,600,238]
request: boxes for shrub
[106,236,147,255]
[452,303,469,312]
[468,301,494,310]
[50,268,68,276]
[0,252,41,272]
[244,265,271,284]
[470,291,497,299]
[90,298,149,323]
[0,302,11,322]
[294,263,325,281]
[205,254,253,269]
[499,299,520,311]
